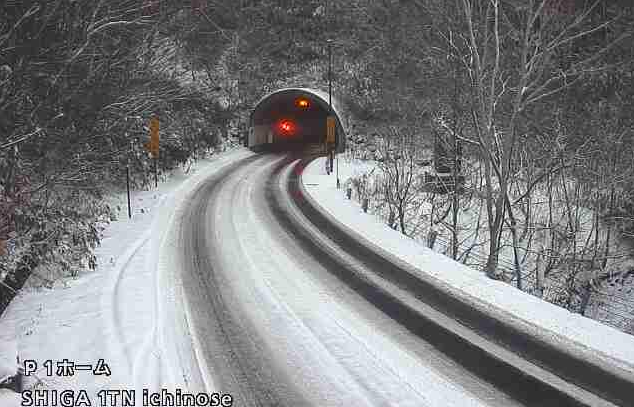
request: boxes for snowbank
[0,389,21,407]
[0,337,17,384]
[0,148,253,401]
[302,157,634,375]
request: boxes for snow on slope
[0,338,17,384]
[2,148,631,406]
[0,148,253,405]
[302,157,634,375]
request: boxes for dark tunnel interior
[249,89,344,152]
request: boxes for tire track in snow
[176,152,571,405]
[103,228,153,381]
[103,152,252,393]
[151,149,258,395]
[131,227,166,393]
[178,154,287,405]
[238,157,413,406]
[220,155,376,406]
[201,154,506,406]
[258,158,511,406]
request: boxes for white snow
[302,157,634,376]
[0,389,21,407]
[1,148,632,407]
[179,154,516,406]
[0,336,17,384]
[0,148,254,404]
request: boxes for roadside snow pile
[0,337,17,383]
[0,389,21,406]
[302,156,634,375]
[0,148,253,403]
[0,336,20,407]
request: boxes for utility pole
[328,39,332,119]
[325,0,337,182]
[328,38,336,182]
[126,137,132,219]
[126,165,132,219]
[452,63,459,260]
[331,40,340,189]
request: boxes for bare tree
[373,127,425,235]
[451,0,629,285]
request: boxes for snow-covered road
[173,153,582,406]
[3,149,632,407]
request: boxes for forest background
[1,0,633,330]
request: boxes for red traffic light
[278,119,296,135]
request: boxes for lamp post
[328,40,332,110]
[327,38,333,176]
[325,0,339,187]
[327,38,340,188]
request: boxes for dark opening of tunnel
[249,88,345,152]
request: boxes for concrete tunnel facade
[249,88,346,152]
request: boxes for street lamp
[328,39,332,109]
[327,38,333,175]
[325,0,339,187]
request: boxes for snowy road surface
[2,149,632,407]
[173,153,599,406]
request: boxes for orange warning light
[296,98,310,108]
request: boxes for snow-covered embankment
[301,156,634,389]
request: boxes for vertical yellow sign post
[149,117,160,158]
[149,117,159,187]
[326,116,336,144]
[326,116,336,175]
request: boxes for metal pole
[326,0,335,177]
[328,39,335,178]
[126,164,132,219]
[336,149,340,188]
[330,40,340,188]
[328,41,332,109]
[326,0,331,109]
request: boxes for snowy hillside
[302,156,634,373]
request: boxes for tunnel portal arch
[249,88,346,152]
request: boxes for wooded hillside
[1,1,633,322]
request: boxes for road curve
[176,152,631,406]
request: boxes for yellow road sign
[149,117,160,158]
[326,116,336,144]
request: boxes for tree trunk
[0,232,45,316]
[579,281,592,316]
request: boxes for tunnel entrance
[249,88,346,153]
